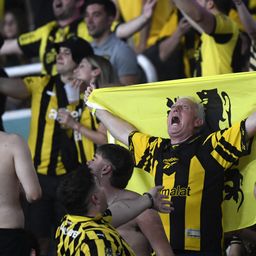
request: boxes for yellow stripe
[185,156,204,249]
[161,172,176,241]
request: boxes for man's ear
[91,193,100,207]
[194,118,204,128]
[206,0,214,10]
[101,164,112,175]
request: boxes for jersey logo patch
[162,186,191,197]
[163,157,179,169]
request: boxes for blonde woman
[57,55,115,164]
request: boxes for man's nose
[171,105,180,112]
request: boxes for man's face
[53,0,78,20]
[84,4,112,38]
[167,98,202,141]
[87,153,107,179]
[56,47,77,74]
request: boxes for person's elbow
[26,187,42,203]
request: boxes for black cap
[55,36,94,64]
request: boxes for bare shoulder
[0,132,27,154]
[0,132,24,143]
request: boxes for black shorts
[0,228,31,256]
[24,174,66,237]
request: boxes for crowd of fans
[0,0,256,255]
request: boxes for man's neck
[60,73,73,84]
[170,134,194,145]
[93,31,111,46]
[57,13,80,27]
[104,185,122,206]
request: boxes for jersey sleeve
[129,131,157,165]
[208,121,248,169]
[211,14,237,43]
[18,21,56,58]
[23,75,50,94]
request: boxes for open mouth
[171,116,180,125]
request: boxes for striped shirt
[18,18,91,75]
[129,121,248,252]
[56,210,135,256]
[249,41,256,71]
[23,75,97,176]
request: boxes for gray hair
[178,96,205,123]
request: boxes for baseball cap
[55,36,94,64]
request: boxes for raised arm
[96,109,136,146]
[245,112,256,139]
[159,17,191,61]
[0,38,23,55]
[85,85,137,146]
[0,77,30,99]
[173,0,215,34]
[57,108,108,145]
[232,0,256,41]
[115,0,156,40]
[12,134,42,203]
[109,186,173,228]
[137,209,175,256]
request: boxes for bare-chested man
[88,143,174,256]
[0,132,41,255]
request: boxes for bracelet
[143,192,154,209]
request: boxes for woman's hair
[86,55,115,88]
[2,8,28,38]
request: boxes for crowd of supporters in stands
[1,0,256,255]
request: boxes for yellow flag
[88,72,256,232]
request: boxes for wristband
[143,192,154,209]
[230,235,242,245]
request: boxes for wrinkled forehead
[175,98,197,107]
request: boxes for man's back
[0,132,41,229]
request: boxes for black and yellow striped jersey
[23,75,97,176]
[18,18,92,75]
[249,41,256,71]
[56,210,135,256]
[129,121,248,253]
[73,105,100,164]
[194,13,240,76]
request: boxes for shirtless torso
[0,132,41,228]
